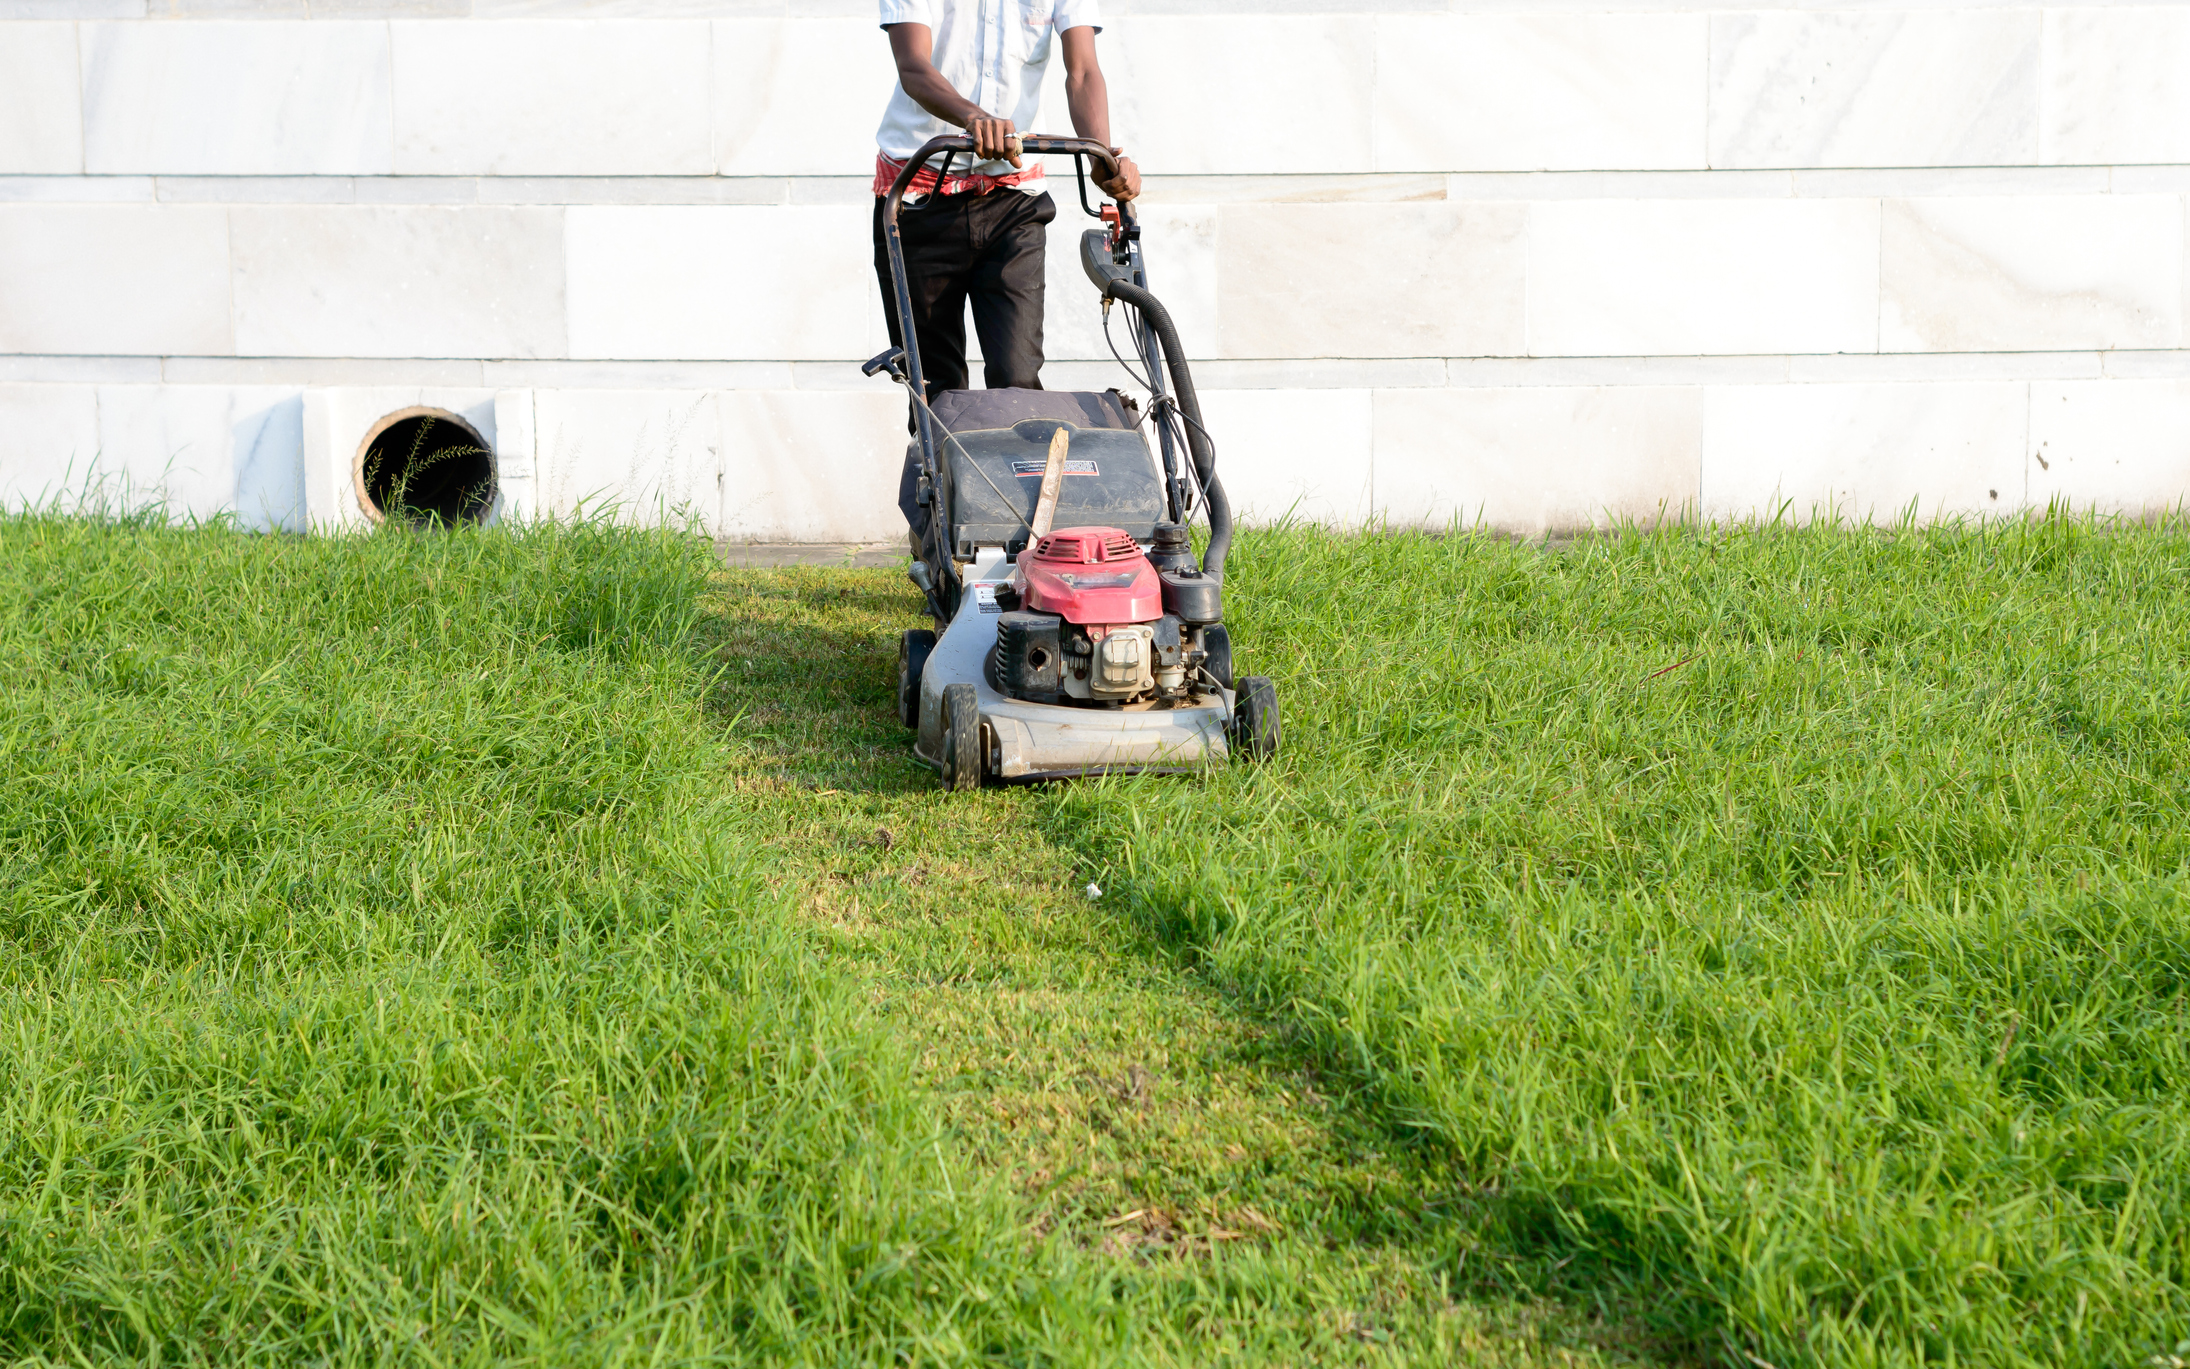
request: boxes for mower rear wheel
[1233,676,1279,761]
[897,629,936,728]
[941,682,984,790]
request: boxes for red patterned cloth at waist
[873,151,1046,198]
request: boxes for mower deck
[912,552,1234,782]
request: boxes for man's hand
[968,114,1022,168]
[1097,148,1141,202]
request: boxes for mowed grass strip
[692,568,1649,1367]
[0,515,1629,1368]
[1067,518,2190,1367]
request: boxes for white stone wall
[3,2,2189,536]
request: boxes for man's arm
[1060,26,1140,201]
[886,23,1022,167]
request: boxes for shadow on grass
[692,569,932,794]
[1068,855,1720,1367]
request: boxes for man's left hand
[1098,148,1141,202]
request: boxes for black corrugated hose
[1101,279,1232,581]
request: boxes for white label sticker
[973,583,1001,613]
[1011,459,1099,477]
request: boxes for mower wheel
[897,629,936,728]
[1233,676,1279,761]
[941,682,984,791]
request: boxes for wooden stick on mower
[1028,425,1070,541]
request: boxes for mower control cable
[871,352,1036,537]
[1157,398,1215,515]
[1098,278,1231,579]
[1100,299,1155,392]
[1101,299,1215,522]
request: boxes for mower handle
[881,134,1129,231]
[878,133,1145,607]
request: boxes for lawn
[3,511,2187,1367]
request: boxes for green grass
[1069,517,2190,1367]
[4,510,2188,1366]
[0,514,1612,1367]
[0,516,1046,1364]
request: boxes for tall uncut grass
[0,515,1146,1364]
[1070,514,2190,1367]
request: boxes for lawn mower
[865,134,1278,789]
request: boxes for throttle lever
[1100,203,1139,262]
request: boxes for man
[873,0,1141,408]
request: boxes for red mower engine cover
[1014,527,1160,625]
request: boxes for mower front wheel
[897,629,936,728]
[1233,676,1279,762]
[941,682,984,791]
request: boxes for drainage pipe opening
[356,409,495,527]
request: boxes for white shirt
[876,0,1103,181]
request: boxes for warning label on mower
[972,584,1003,613]
[1011,459,1099,477]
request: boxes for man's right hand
[968,115,1022,168]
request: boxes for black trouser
[873,188,1054,402]
[875,188,1055,547]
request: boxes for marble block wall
[3,3,2190,537]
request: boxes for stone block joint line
[0,2,2185,529]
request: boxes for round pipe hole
[355,408,496,527]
